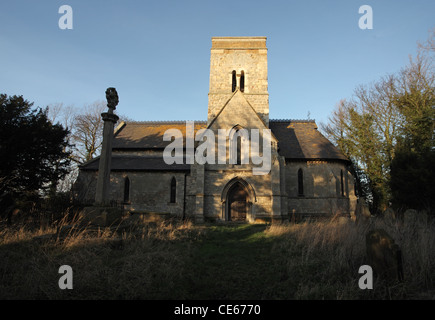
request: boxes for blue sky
[1,0,434,126]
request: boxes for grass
[181,224,290,299]
[0,212,434,300]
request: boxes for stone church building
[76,37,357,223]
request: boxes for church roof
[111,119,348,162]
[112,121,207,149]
[269,120,348,161]
[81,119,348,171]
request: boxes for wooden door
[228,183,248,221]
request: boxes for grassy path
[182,223,290,299]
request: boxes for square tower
[207,37,269,126]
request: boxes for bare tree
[395,52,435,153]
[47,100,132,192]
[71,101,106,164]
[47,103,76,129]
[354,75,404,164]
[46,103,77,194]
[47,101,105,192]
[418,28,435,55]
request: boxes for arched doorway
[221,177,256,222]
[227,182,248,221]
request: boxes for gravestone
[366,229,404,283]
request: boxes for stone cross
[95,88,120,205]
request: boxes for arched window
[170,177,176,203]
[340,170,344,196]
[236,134,242,165]
[240,70,245,92]
[229,126,249,165]
[298,168,304,196]
[232,70,237,92]
[123,177,130,203]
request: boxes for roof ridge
[125,119,316,124]
[270,119,316,123]
[127,120,207,124]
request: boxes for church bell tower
[207,37,269,127]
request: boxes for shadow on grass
[180,223,295,299]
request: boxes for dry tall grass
[0,214,202,299]
[265,215,435,299]
[1,211,433,300]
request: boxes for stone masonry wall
[75,171,187,217]
[285,161,357,218]
[208,37,269,125]
[202,167,273,220]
